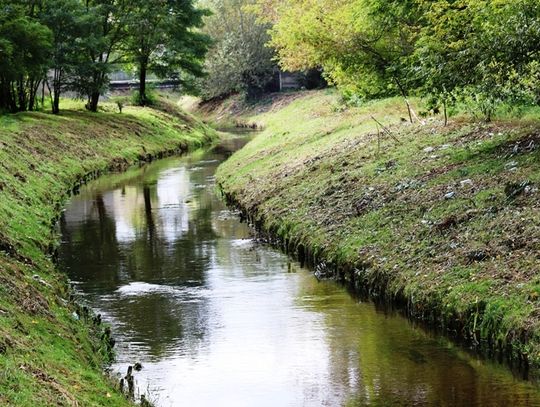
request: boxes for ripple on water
[57,144,540,407]
[116,282,212,299]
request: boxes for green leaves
[415,0,540,120]
[0,4,52,112]
[254,0,540,119]
[256,0,424,101]
[200,0,277,100]
[122,0,212,105]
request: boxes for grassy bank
[0,99,216,406]
[214,89,540,366]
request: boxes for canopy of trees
[199,0,278,100]
[254,0,540,120]
[122,0,211,106]
[3,0,539,118]
[0,0,211,113]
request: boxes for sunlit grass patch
[0,97,216,405]
[216,89,540,365]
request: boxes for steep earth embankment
[0,100,216,406]
[214,90,540,367]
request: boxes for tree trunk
[86,91,100,112]
[52,91,60,115]
[404,98,413,124]
[17,77,27,112]
[85,69,104,112]
[138,60,148,106]
[9,82,17,112]
[41,80,45,109]
[52,70,61,114]
[28,78,41,111]
[28,79,35,111]
[0,79,9,112]
[392,76,413,123]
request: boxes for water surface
[58,137,540,406]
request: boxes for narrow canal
[58,136,540,406]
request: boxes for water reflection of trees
[58,144,540,404]
[58,155,227,358]
[59,193,123,288]
[295,276,540,407]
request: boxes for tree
[200,0,277,100]
[123,0,211,106]
[39,0,90,114]
[0,3,51,112]
[415,0,540,121]
[71,0,132,112]
[254,0,424,116]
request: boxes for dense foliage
[122,0,211,106]
[0,0,210,113]
[199,0,278,100]
[254,0,540,120]
[0,3,51,112]
[3,0,539,118]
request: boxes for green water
[58,137,540,406]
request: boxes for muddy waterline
[58,136,540,406]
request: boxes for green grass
[0,98,217,406]
[215,89,540,366]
